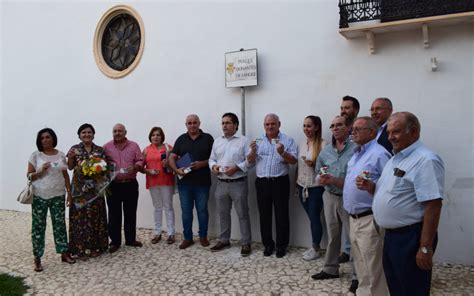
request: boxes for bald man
[370,97,394,154]
[169,114,214,250]
[103,123,144,253]
[247,113,297,258]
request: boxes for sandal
[167,235,175,245]
[90,250,101,258]
[151,235,162,244]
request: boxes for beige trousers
[322,191,351,275]
[350,214,388,296]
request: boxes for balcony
[338,0,474,54]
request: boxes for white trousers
[149,186,175,236]
[350,215,388,296]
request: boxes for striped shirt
[254,132,297,178]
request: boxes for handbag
[17,174,33,204]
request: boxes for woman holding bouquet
[143,127,176,244]
[67,123,109,259]
[27,128,76,272]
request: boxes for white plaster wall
[1,1,473,264]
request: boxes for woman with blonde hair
[296,115,326,261]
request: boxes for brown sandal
[151,235,162,244]
[34,257,43,272]
[61,253,76,264]
[167,235,175,245]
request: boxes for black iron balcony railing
[339,0,474,28]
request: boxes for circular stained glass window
[94,6,145,79]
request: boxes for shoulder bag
[17,174,33,204]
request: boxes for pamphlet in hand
[176,153,194,169]
[176,153,194,179]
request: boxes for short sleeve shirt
[315,139,355,195]
[29,150,67,199]
[172,130,214,186]
[373,141,444,229]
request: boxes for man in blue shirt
[247,113,297,258]
[311,115,355,281]
[344,116,391,295]
[359,112,444,295]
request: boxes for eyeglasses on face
[329,123,345,129]
[352,127,371,133]
[370,107,389,112]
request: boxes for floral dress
[68,143,109,256]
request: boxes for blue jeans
[178,184,210,240]
[298,185,324,249]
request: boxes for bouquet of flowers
[80,156,110,177]
[73,155,116,209]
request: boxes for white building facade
[1,1,473,264]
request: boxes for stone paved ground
[1,210,473,295]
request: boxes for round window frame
[93,5,145,79]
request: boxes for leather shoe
[126,241,143,247]
[311,271,340,280]
[338,252,350,263]
[210,241,231,252]
[263,246,274,257]
[179,239,194,249]
[349,279,359,293]
[200,237,210,247]
[109,245,120,253]
[276,247,287,258]
[61,253,76,264]
[241,244,251,257]
[34,257,43,272]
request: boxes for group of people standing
[26,95,444,296]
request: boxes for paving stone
[1,210,473,295]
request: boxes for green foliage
[0,273,29,296]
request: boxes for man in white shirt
[209,113,252,257]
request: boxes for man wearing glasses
[311,116,355,283]
[208,113,252,257]
[344,117,391,295]
[370,97,394,154]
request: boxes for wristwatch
[420,246,432,254]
